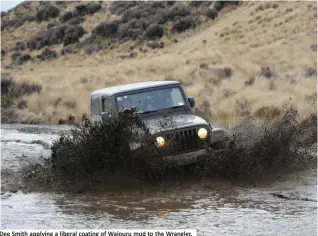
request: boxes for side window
[91,95,101,115]
[102,96,112,112]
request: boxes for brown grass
[1,1,317,127]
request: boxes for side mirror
[188,96,195,108]
[101,111,111,121]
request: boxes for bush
[167,3,191,21]
[117,18,138,39]
[36,5,60,22]
[261,66,272,78]
[171,15,196,33]
[110,1,138,15]
[1,14,35,31]
[145,24,164,38]
[27,24,85,50]
[60,11,73,23]
[61,44,78,55]
[92,20,121,38]
[87,3,102,15]
[189,1,205,7]
[21,14,36,22]
[37,48,58,61]
[11,52,31,65]
[11,51,21,61]
[73,2,102,17]
[121,7,144,23]
[84,44,95,55]
[73,4,88,17]
[15,42,25,51]
[206,7,218,20]
[1,73,42,109]
[47,21,60,29]
[147,40,164,49]
[67,16,84,25]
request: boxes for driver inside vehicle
[144,95,156,111]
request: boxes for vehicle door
[101,96,113,121]
[91,95,102,123]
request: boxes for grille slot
[159,126,208,154]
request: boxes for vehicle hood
[142,114,209,134]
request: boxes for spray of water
[15,107,317,193]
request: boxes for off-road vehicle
[90,81,231,167]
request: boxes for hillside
[1,1,317,128]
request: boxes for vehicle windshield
[116,86,186,114]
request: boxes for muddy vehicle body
[90,81,231,167]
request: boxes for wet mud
[1,110,317,234]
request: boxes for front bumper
[159,147,226,167]
[130,127,232,167]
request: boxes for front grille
[157,126,209,155]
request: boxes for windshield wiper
[141,110,157,114]
[162,105,185,117]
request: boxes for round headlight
[198,128,208,139]
[155,136,165,148]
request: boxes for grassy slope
[1,1,317,127]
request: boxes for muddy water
[1,124,317,235]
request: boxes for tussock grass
[1,1,316,127]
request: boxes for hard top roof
[91,80,180,96]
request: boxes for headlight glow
[155,136,165,148]
[198,128,208,139]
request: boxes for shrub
[167,3,191,21]
[189,1,205,7]
[110,1,138,15]
[92,20,121,38]
[206,7,218,19]
[36,5,60,22]
[27,24,85,50]
[11,51,21,61]
[15,42,25,51]
[11,52,31,65]
[47,21,60,29]
[305,67,317,77]
[261,66,272,78]
[87,3,102,15]
[60,11,73,23]
[117,18,143,39]
[84,44,95,55]
[37,48,58,61]
[1,15,35,31]
[67,16,84,25]
[1,73,42,109]
[171,15,196,33]
[121,7,144,23]
[61,44,78,55]
[73,4,88,17]
[73,2,102,17]
[145,24,164,38]
[63,32,79,46]
[147,40,164,49]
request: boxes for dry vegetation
[1,1,317,128]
